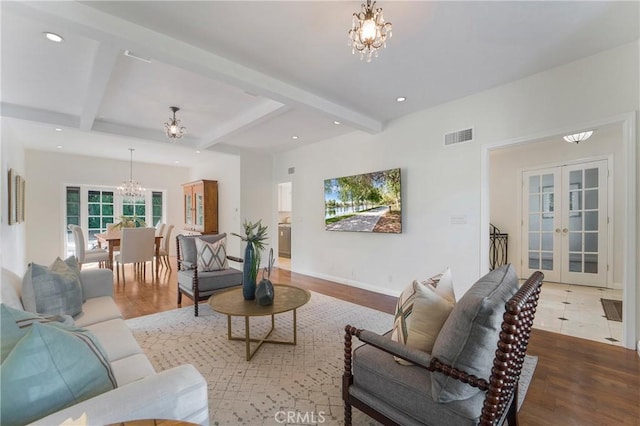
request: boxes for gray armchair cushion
[352,332,484,426]
[431,264,519,403]
[177,233,226,267]
[177,267,242,296]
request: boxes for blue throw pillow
[0,322,116,425]
[0,303,74,363]
[21,257,83,317]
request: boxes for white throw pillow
[405,284,454,356]
[195,236,228,271]
[424,267,455,303]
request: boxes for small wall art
[7,168,16,225]
[7,169,26,225]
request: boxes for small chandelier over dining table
[117,148,145,202]
[164,106,186,140]
[348,0,393,63]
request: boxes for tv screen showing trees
[324,168,401,233]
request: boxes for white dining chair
[115,227,156,284]
[157,224,174,271]
[68,224,109,269]
[156,222,166,237]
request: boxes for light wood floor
[111,258,640,425]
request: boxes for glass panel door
[522,160,608,286]
[185,191,193,226]
[561,161,608,286]
[522,168,561,282]
[87,190,114,246]
[196,193,204,226]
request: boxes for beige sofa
[1,267,209,425]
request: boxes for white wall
[269,42,638,308]
[1,136,27,277]
[25,150,190,265]
[490,124,625,288]
[189,153,242,258]
[239,151,274,265]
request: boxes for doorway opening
[485,118,635,348]
[277,182,292,271]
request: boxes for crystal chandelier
[348,0,392,63]
[164,106,186,140]
[117,148,145,201]
[563,131,594,144]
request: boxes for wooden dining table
[95,231,163,280]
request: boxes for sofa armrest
[30,364,209,426]
[80,269,114,299]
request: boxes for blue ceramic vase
[242,243,256,300]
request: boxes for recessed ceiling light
[56,145,63,149]
[292,136,299,140]
[334,120,341,125]
[195,150,201,154]
[175,160,180,164]
[44,32,63,43]
[55,128,63,132]
[396,96,406,102]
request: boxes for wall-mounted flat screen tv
[324,168,401,233]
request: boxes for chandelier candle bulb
[117,148,145,202]
[348,0,392,62]
[164,106,186,140]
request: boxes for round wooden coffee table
[208,284,311,361]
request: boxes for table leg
[108,244,114,270]
[293,309,297,345]
[155,240,160,280]
[245,316,251,361]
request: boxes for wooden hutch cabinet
[182,180,218,234]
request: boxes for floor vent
[445,128,473,146]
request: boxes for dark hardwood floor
[110,258,640,425]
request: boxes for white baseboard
[610,281,623,290]
[293,268,401,298]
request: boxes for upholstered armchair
[176,233,243,316]
[343,266,544,426]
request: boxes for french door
[522,160,608,286]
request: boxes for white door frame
[480,112,637,350]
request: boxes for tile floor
[533,281,623,346]
[277,256,291,271]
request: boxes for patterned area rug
[126,292,537,425]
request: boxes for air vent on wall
[444,127,473,146]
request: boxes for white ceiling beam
[91,120,200,148]
[0,103,79,128]
[80,43,121,131]
[11,1,382,134]
[198,100,289,149]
